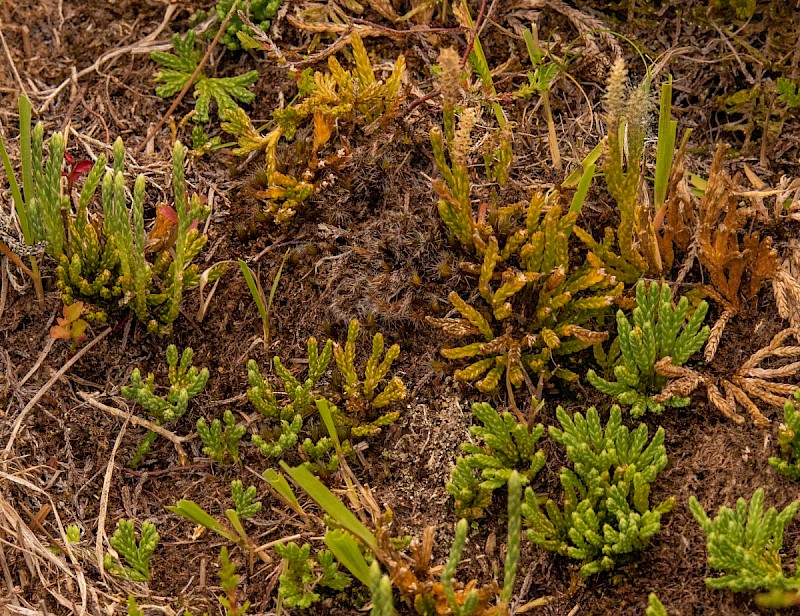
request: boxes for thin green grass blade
[18,95,33,240]
[238,259,268,337]
[0,131,26,240]
[265,249,290,342]
[570,163,595,216]
[262,468,302,511]
[324,529,371,586]
[225,509,250,547]
[315,398,341,452]
[654,77,677,210]
[563,142,603,189]
[523,26,539,66]
[280,462,377,549]
[166,500,239,543]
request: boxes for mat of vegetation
[1,1,800,614]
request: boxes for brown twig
[133,0,240,157]
[460,0,488,67]
[350,18,467,35]
[0,241,34,277]
[95,412,128,583]
[123,461,211,477]
[77,392,191,464]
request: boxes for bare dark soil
[1,1,800,615]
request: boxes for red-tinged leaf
[147,205,178,253]
[49,325,72,340]
[64,152,74,164]
[158,204,178,223]
[63,301,84,322]
[71,320,89,339]
[73,160,93,175]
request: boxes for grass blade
[166,500,238,543]
[569,163,595,216]
[562,141,603,189]
[238,259,267,340]
[315,398,341,452]
[654,77,677,210]
[18,94,33,240]
[0,129,25,238]
[262,468,303,513]
[265,249,290,341]
[280,462,377,549]
[324,529,371,586]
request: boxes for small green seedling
[151,31,259,123]
[49,301,89,349]
[769,389,800,479]
[517,24,561,170]
[123,344,209,467]
[690,488,800,592]
[274,541,351,608]
[66,525,82,544]
[197,410,246,464]
[238,249,289,347]
[218,546,251,616]
[104,519,159,582]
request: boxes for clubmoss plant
[523,405,674,576]
[248,337,335,462]
[274,542,351,608]
[428,194,623,392]
[769,389,800,479]
[204,0,283,51]
[587,281,710,417]
[151,30,259,123]
[647,594,667,616]
[55,144,115,321]
[197,410,246,464]
[369,561,394,616]
[222,33,405,223]
[447,402,545,520]
[103,519,159,582]
[231,480,262,519]
[123,344,209,467]
[56,139,221,331]
[576,66,690,283]
[690,488,800,591]
[698,146,780,360]
[333,318,406,437]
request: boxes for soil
[1,1,800,615]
